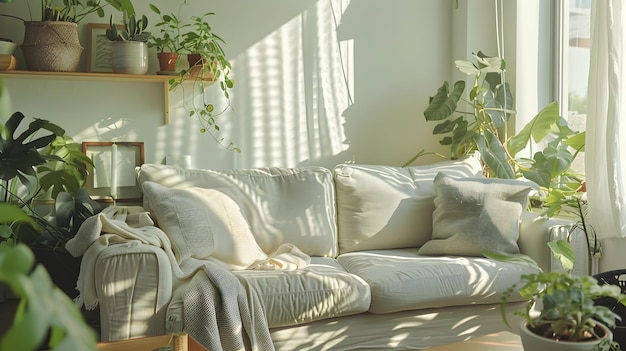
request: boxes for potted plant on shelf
[0,0,136,72]
[174,12,237,151]
[106,12,151,75]
[485,240,626,351]
[148,3,185,74]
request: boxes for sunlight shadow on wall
[233,0,353,168]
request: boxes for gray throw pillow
[418,172,536,257]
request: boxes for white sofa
[87,153,561,350]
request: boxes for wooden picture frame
[82,141,144,203]
[86,23,122,73]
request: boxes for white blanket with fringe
[66,206,310,351]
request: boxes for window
[558,0,591,173]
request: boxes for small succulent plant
[106,12,151,42]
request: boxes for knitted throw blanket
[67,207,310,351]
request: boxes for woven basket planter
[21,21,83,72]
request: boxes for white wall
[0,0,463,170]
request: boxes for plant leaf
[548,239,575,271]
[507,101,560,157]
[474,131,515,178]
[424,81,466,121]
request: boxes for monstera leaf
[0,112,64,189]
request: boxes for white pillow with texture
[334,153,484,253]
[142,181,267,269]
[418,172,536,257]
[137,165,337,257]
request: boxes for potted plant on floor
[106,12,151,75]
[0,214,98,350]
[0,0,135,72]
[148,3,185,74]
[0,111,100,297]
[485,240,626,351]
[410,52,585,217]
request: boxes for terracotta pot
[186,53,216,81]
[21,21,83,72]
[519,320,613,351]
[157,52,179,72]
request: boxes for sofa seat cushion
[232,257,371,328]
[333,153,483,254]
[337,248,539,314]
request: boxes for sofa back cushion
[333,153,483,253]
[137,165,337,257]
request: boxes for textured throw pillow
[417,173,536,257]
[142,181,267,269]
[334,152,484,253]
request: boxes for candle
[110,143,118,200]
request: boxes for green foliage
[0,0,135,23]
[410,52,585,217]
[147,3,185,53]
[46,188,101,243]
[168,11,239,152]
[484,240,626,351]
[0,240,97,350]
[0,112,60,189]
[0,112,95,246]
[106,12,150,42]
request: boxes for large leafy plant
[0,207,97,351]
[409,52,586,216]
[0,112,95,246]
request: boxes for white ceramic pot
[111,41,148,75]
[519,320,613,351]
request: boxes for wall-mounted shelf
[0,70,175,124]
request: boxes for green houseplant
[0,111,101,298]
[0,0,135,23]
[409,52,585,217]
[0,214,98,351]
[174,12,237,152]
[486,240,626,351]
[0,0,136,72]
[106,12,151,74]
[0,111,95,247]
[0,78,98,351]
[148,3,185,73]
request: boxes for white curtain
[586,0,626,239]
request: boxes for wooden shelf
[0,70,175,124]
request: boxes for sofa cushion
[137,165,337,257]
[337,248,538,314]
[142,181,267,268]
[417,173,536,257]
[333,153,483,253]
[232,257,371,328]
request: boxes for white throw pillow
[333,153,484,253]
[417,172,536,257]
[137,165,337,257]
[142,181,267,269]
